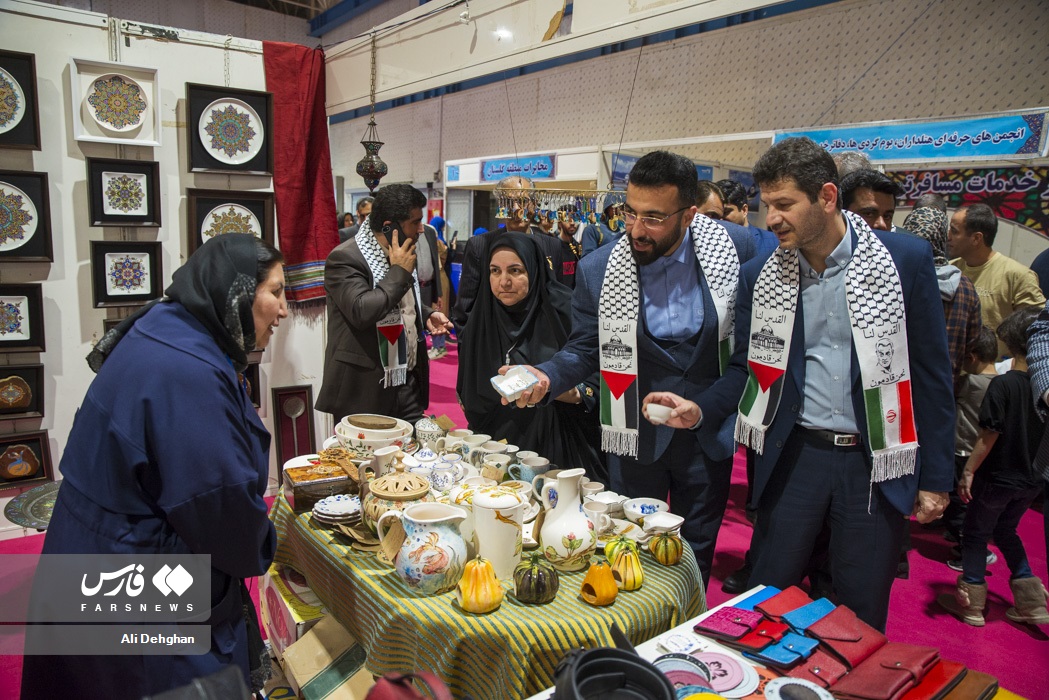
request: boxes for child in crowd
[938,308,1049,626]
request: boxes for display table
[271,492,705,700]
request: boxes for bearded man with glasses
[499,150,751,586]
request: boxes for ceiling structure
[225,0,345,20]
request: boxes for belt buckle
[833,433,857,447]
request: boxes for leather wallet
[733,586,781,611]
[782,597,835,632]
[754,585,813,621]
[693,606,764,641]
[831,642,940,700]
[806,603,887,668]
[941,669,998,700]
[786,647,849,688]
[901,660,967,700]
[724,619,790,652]
[742,631,819,669]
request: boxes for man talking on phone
[318,184,454,422]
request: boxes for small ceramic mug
[581,481,605,497]
[457,434,491,461]
[480,454,513,482]
[583,501,612,535]
[435,429,473,453]
[469,440,507,467]
[508,456,551,484]
[514,450,539,464]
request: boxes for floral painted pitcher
[377,502,468,595]
[537,468,596,572]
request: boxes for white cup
[581,481,605,497]
[583,501,612,535]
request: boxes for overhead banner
[611,154,712,187]
[481,155,555,182]
[776,110,1049,163]
[888,166,1049,235]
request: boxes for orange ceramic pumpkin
[580,560,618,606]
[456,556,504,614]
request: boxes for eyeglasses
[621,206,690,230]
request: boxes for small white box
[490,366,539,402]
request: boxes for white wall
[0,1,327,540]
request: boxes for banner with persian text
[888,167,1049,236]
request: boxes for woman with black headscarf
[21,234,287,699]
[457,232,604,478]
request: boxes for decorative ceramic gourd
[456,556,504,614]
[610,547,644,591]
[513,553,559,605]
[580,560,618,606]
[648,532,684,566]
[603,535,638,564]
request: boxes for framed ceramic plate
[0,364,44,420]
[186,188,274,255]
[86,158,161,227]
[0,50,40,149]
[0,430,54,493]
[0,283,44,353]
[198,97,264,166]
[0,170,52,262]
[85,73,148,133]
[186,83,273,175]
[90,241,163,308]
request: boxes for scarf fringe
[384,367,407,388]
[601,427,638,458]
[734,416,766,455]
[871,444,918,483]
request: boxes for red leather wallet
[693,606,764,641]
[831,643,940,700]
[806,603,887,668]
[786,647,849,688]
[754,585,813,621]
[900,660,967,700]
[724,619,790,651]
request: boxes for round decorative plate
[594,518,643,550]
[85,73,147,132]
[763,677,834,700]
[0,67,26,135]
[0,180,37,252]
[198,97,264,165]
[4,480,60,530]
[201,203,262,241]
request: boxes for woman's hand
[426,312,453,335]
[642,392,701,429]
[956,472,974,504]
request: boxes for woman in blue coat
[21,234,288,699]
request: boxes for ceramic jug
[429,459,466,493]
[414,416,447,450]
[472,486,527,580]
[537,468,597,572]
[377,502,468,596]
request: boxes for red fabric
[263,41,339,303]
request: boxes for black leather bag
[553,623,674,700]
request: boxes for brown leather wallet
[941,669,999,700]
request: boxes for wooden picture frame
[0,364,44,420]
[90,240,163,308]
[186,83,273,175]
[0,49,41,150]
[0,430,54,492]
[86,157,161,227]
[69,57,161,146]
[186,188,274,255]
[0,170,52,262]
[0,283,44,353]
[103,318,122,334]
[271,385,315,465]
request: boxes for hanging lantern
[356,117,387,194]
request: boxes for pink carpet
[2,344,1045,698]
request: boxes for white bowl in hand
[646,403,673,425]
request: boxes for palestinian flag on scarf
[600,369,639,455]
[377,310,407,387]
[739,360,786,427]
[863,379,916,452]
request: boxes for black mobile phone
[380,222,404,244]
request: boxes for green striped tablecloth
[271,492,705,700]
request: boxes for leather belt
[797,426,861,447]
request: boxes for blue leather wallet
[743,631,819,669]
[782,597,836,632]
[732,586,781,611]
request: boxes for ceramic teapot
[361,461,435,533]
[414,416,447,450]
[537,468,596,572]
[377,502,468,595]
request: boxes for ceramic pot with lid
[362,461,435,533]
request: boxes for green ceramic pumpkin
[513,552,560,604]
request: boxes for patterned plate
[201,203,262,241]
[0,295,30,341]
[85,73,148,132]
[594,518,642,550]
[101,171,148,216]
[198,97,264,165]
[105,252,151,295]
[4,480,60,530]
[0,67,26,135]
[0,180,37,252]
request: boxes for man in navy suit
[501,151,750,586]
[660,138,954,629]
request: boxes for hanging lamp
[356,34,387,193]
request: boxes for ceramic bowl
[646,403,673,425]
[622,497,670,524]
[340,414,413,440]
[334,422,413,456]
[585,490,629,517]
[640,511,684,534]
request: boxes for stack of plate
[312,494,361,526]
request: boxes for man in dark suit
[339,196,373,244]
[669,137,955,629]
[450,175,566,330]
[503,151,750,585]
[317,185,453,422]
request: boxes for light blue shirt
[798,220,859,432]
[638,228,704,342]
